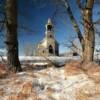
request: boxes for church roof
[38,37,47,48]
[39,37,46,44]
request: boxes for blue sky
[0,0,100,56]
[18,0,82,55]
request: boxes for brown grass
[0,64,8,78]
[76,83,100,100]
[64,61,100,83]
[64,61,83,76]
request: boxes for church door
[49,45,53,54]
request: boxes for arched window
[47,25,52,31]
[43,50,44,53]
[49,45,53,54]
[49,35,52,38]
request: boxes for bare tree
[82,0,95,62]
[61,0,95,62]
[5,0,22,72]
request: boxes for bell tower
[45,18,54,38]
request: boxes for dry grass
[64,61,100,82]
[64,61,83,76]
[76,83,100,100]
[0,60,100,100]
[64,61,100,100]
[0,64,8,78]
[83,63,100,83]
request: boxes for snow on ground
[0,56,80,62]
[0,61,100,100]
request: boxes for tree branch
[71,41,82,58]
[0,54,6,64]
[18,25,34,34]
[93,21,100,25]
[61,0,84,48]
[86,0,94,9]
[0,22,4,32]
[76,0,84,10]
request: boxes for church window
[43,50,44,53]
[49,35,52,38]
[49,45,53,54]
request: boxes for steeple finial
[47,18,53,25]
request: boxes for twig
[0,54,6,64]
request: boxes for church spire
[45,18,53,32]
[47,18,53,25]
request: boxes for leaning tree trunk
[62,0,95,62]
[5,0,22,72]
[62,0,84,59]
[83,0,95,62]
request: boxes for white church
[36,18,59,56]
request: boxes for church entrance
[49,45,53,54]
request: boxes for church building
[36,18,59,56]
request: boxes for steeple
[47,18,53,25]
[45,18,53,32]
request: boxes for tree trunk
[83,0,95,62]
[5,0,22,72]
[62,0,84,49]
[62,0,95,62]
